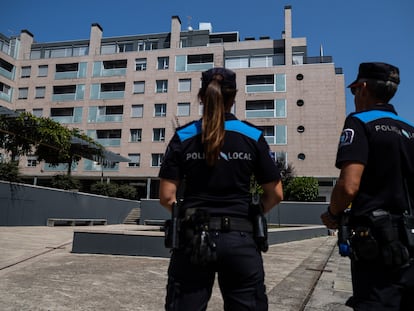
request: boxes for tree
[0,161,21,182]
[285,176,319,201]
[1,112,104,176]
[0,112,36,162]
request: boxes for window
[0,82,11,96]
[245,99,286,119]
[32,108,43,117]
[177,103,190,116]
[135,58,147,71]
[293,53,304,65]
[298,153,306,160]
[176,54,214,72]
[178,79,191,92]
[187,54,213,64]
[53,85,76,94]
[154,104,166,117]
[297,125,305,133]
[35,86,45,98]
[18,88,28,99]
[128,153,141,167]
[130,129,142,142]
[118,42,134,52]
[296,74,304,81]
[156,80,168,93]
[138,40,158,51]
[131,105,143,118]
[21,66,31,78]
[296,99,304,107]
[26,156,37,167]
[133,81,145,94]
[275,99,286,118]
[56,63,78,72]
[151,153,164,167]
[258,125,287,145]
[157,57,169,70]
[101,82,125,92]
[153,128,165,142]
[275,125,287,144]
[38,65,48,77]
[225,57,249,69]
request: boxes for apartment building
[0,6,345,199]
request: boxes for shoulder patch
[339,128,354,147]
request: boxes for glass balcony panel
[186,62,214,72]
[99,91,124,100]
[50,116,75,123]
[54,71,78,79]
[264,136,275,145]
[52,93,76,101]
[96,138,121,147]
[246,84,275,93]
[100,68,126,77]
[83,159,119,171]
[0,92,12,102]
[0,67,13,79]
[246,109,275,118]
[96,114,123,122]
[43,163,77,171]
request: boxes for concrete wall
[0,181,139,226]
[140,199,328,225]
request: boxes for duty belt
[208,216,253,233]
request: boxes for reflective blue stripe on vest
[354,110,414,127]
[177,120,262,142]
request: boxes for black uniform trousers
[347,258,414,311]
[165,231,268,311]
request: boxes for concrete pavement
[0,225,353,310]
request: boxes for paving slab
[0,226,352,310]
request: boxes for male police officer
[321,62,414,310]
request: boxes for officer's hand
[321,210,339,230]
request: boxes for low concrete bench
[47,218,107,227]
[143,219,166,226]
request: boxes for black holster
[164,200,184,249]
[350,210,410,266]
[182,208,217,266]
[249,196,269,253]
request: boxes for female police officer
[159,67,283,311]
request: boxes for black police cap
[348,62,400,88]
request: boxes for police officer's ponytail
[198,69,237,166]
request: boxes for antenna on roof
[187,16,193,31]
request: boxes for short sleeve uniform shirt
[335,103,414,216]
[159,113,281,217]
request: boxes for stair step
[123,207,141,224]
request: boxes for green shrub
[0,161,21,182]
[90,182,119,197]
[51,174,81,190]
[117,184,137,200]
[285,176,319,201]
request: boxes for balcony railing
[245,109,276,118]
[96,114,123,122]
[246,84,275,93]
[0,67,14,80]
[95,138,121,147]
[50,116,77,124]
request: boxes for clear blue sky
[2,0,413,123]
